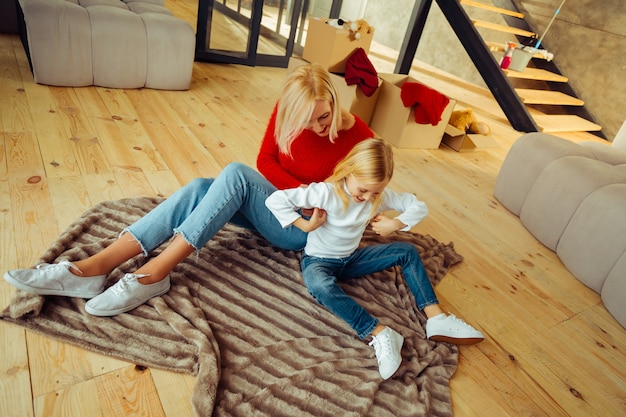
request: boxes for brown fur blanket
[2,197,462,416]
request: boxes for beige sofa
[18,0,195,90]
[494,127,626,329]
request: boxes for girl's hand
[293,208,327,232]
[370,214,405,236]
[305,207,327,231]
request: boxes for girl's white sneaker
[426,314,484,345]
[369,327,404,380]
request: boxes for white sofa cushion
[494,133,593,216]
[520,158,626,251]
[602,250,626,328]
[611,120,626,151]
[580,140,626,165]
[557,183,626,294]
[20,0,93,86]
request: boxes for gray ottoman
[18,0,195,90]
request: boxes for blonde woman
[4,64,373,316]
[266,139,484,380]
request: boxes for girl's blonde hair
[327,138,394,213]
[275,63,342,155]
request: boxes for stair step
[506,68,568,82]
[472,20,536,38]
[485,40,506,52]
[515,89,584,106]
[461,0,524,19]
[534,115,602,133]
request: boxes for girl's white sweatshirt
[265,182,428,258]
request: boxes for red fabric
[344,48,379,97]
[257,103,374,190]
[400,82,450,125]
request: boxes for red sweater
[257,105,374,190]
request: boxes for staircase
[436,0,603,136]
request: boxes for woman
[4,63,374,317]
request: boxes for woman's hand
[370,214,405,236]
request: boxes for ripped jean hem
[120,228,201,257]
[119,228,150,257]
[173,228,202,253]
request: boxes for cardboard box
[442,125,499,152]
[302,17,374,74]
[288,58,381,125]
[369,73,455,149]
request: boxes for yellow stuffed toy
[449,108,491,135]
[347,19,374,41]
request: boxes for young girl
[265,138,484,380]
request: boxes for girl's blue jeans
[301,242,439,339]
[124,162,308,254]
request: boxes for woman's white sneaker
[3,261,106,298]
[85,273,170,316]
[426,314,484,345]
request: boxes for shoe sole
[3,271,104,299]
[85,285,171,317]
[428,335,484,345]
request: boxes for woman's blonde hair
[327,138,394,213]
[275,63,342,155]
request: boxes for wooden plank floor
[1,1,625,416]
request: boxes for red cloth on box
[400,81,450,125]
[344,48,379,97]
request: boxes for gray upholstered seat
[18,0,195,90]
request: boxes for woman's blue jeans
[124,162,308,254]
[301,242,439,339]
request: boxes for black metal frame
[196,0,262,66]
[195,0,306,67]
[395,0,432,75]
